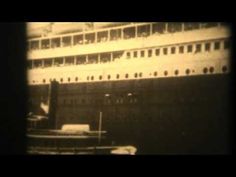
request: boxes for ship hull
[28,74,232,154]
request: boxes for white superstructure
[27,22,231,85]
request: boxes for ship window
[148,49,152,57]
[209,67,214,73]
[214,41,220,50]
[137,25,150,37]
[101,53,111,63]
[125,74,129,78]
[195,44,201,53]
[99,75,102,80]
[203,67,208,74]
[127,52,131,59]
[30,40,40,50]
[68,77,70,82]
[184,23,200,31]
[110,29,122,41]
[134,51,138,58]
[113,51,123,60]
[41,39,50,49]
[54,57,63,66]
[164,71,168,76]
[139,72,143,77]
[224,40,230,49]
[155,49,160,56]
[205,43,210,51]
[116,74,120,79]
[75,77,78,82]
[179,46,184,53]
[97,31,108,43]
[91,76,94,80]
[87,76,90,81]
[174,70,179,75]
[185,69,190,75]
[51,38,60,48]
[34,60,42,68]
[123,27,135,39]
[44,59,52,67]
[107,75,111,80]
[85,33,95,44]
[163,48,168,55]
[171,47,176,54]
[73,35,83,45]
[167,23,182,33]
[154,71,158,76]
[141,50,145,57]
[222,66,228,73]
[65,56,75,65]
[134,73,138,78]
[88,54,98,64]
[187,45,192,53]
[62,36,72,47]
[60,78,63,83]
[201,23,218,28]
[153,22,165,34]
[32,80,35,83]
[42,79,46,83]
[76,55,86,65]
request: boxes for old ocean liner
[27,22,232,154]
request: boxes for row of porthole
[61,98,138,105]
[34,66,228,84]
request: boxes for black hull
[28,74,232,154]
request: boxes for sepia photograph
[25,22,232,155]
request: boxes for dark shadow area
[0,23,27,154]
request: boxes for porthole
[134,73,138,78]
[185,69,190,75]
[164,71,168,76]
[60,78,63,83]
[125,74,129,78]
[116,74,120,79]
[155,49,160,56]
[174,70,179,76]
[154,71,158,77]
[139,73,142,77]
[107,75,111,80]
[91,76,94,80]
[75,77,78,81]
[209,67,214,73]
[222,66,227,73]
[203,67,208,74]
[163,48,168,55]
[214,41,220,50]
[42,79,46,83]
[87,76,90,81]
[68,77,70,82]
[99,75,102,80]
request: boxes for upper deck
[27,23,230,60]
